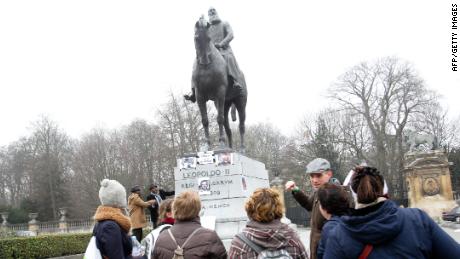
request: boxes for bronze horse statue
[191,17,247,151]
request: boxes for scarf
[94,205,132,233]
[162,217,175,225]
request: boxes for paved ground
[296,225,460,250]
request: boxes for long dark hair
[318,183,350,216]
[351,166,384,204]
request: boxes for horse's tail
[231,104,237,121]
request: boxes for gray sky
[1,0,459,146]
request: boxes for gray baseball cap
[306,158,331,174]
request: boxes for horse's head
[194,16,212,65]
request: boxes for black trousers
[150,210,159,228]
[132,228,142,242]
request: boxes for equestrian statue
[185,8,247,151]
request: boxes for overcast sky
[1,0,459,146]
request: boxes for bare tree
[69,128,110,217]
[411,101,460,151]
[243,122,287,180]
[27,116,73,220]
[330,57,435,199]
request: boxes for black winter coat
[93,220,133,259]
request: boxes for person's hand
[214,42,222,48]
[285,180,297,191]
[148,200,156,205]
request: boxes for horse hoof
[184,94,196,103]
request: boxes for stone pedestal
[1,212,8,228]
[174,151,270,249]
[404,150,456,219]
[28,213,39,233]
[58,208,68,232]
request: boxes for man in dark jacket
[146,184,175,228]
[285,158,333,259]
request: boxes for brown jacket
[152,217,227,259]
[292,190,326,259]
[128,193,151,229]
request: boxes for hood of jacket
[244,219,297,249]
[339,200,403,245]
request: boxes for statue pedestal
[404,150,456,219]
[174,151,270,249]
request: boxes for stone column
[0,212,9,228]
[28,213,39,233]
[58,208,68,232]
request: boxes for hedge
[0,233,91,259]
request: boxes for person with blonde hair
[152,190,227,259]
[229,188,308,259]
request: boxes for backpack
[167,227,202,259]
[236,233,292,259]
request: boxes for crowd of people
[90,155,460,259]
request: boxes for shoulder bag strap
[236,233,263,254]
[167,229,180,249]
[167,227,202,249]
[358,244,373,259]
[181,227,202,248]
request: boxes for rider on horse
[185,7,245,103]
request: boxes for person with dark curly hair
[324,166,460,259]
[316,183,351,259]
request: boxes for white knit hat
[98,179,127,208]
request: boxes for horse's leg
[214,98,226,148]
[198,99,211,147]
[223,101,232,149]
[235,96,247,152]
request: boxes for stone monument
[404,150,456,219]
[174,150,269,248]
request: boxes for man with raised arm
[285,158,334,259]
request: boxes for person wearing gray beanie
[92,179,136,258]
[99,179,128,208]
